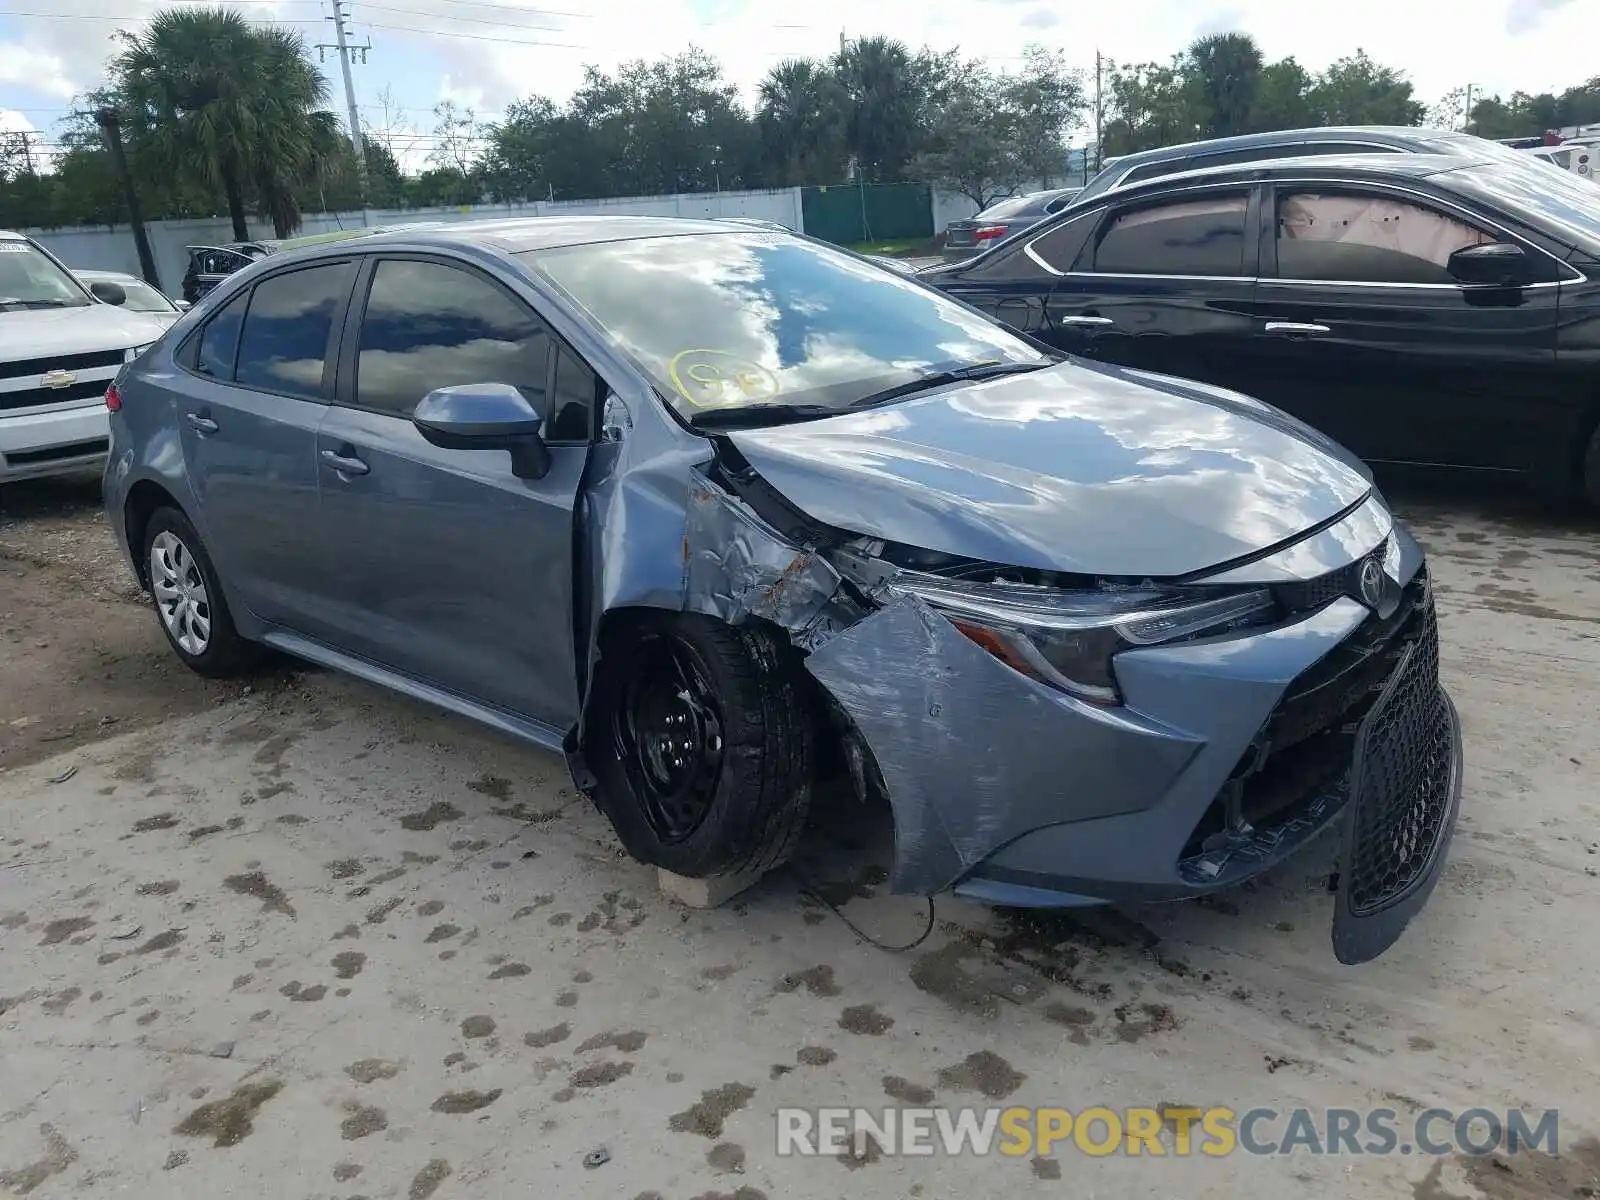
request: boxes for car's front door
[172,260,356,627]
[1240,182,1563,469]
[309,255,593,731]
[1038,185,1264,394]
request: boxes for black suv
[929,151,1600,503]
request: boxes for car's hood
[727,361,1373,578]
[1,305,170,358]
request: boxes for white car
[74,269,187,326]
[1,231,170,485]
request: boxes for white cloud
[1504,0,1576,34]
[0,41,79,100]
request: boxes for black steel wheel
[611,634,726,844]
[589,614,813,879]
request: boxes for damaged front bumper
[660,459,1459,963]
[803,563,1461,964]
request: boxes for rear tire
[588,614,812,879]
[142,506,262,678]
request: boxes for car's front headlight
[894,575,1275,704]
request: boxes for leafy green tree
[832,35,928,181]
[757,58,848,186]
[1247,57,1314,131]
[1306,50,1425,126]
[1186,32,1264,138]
[1101,59,1203,155]
[912,58,1021,207]
[107,7,342,238]
[1002,46,1086,184]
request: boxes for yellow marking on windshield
[667,349,780,408]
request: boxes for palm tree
[757,59,846,185]
[113,7,341,239]
[832,35,921,182]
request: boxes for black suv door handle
[1056,314,1114,328]
[184,411,219,435]
[320,448,370,476]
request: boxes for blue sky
[1,0,1592,172]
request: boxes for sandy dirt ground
[1,472,1598,1199]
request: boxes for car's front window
[117,280,177,313]
[524,232,1048,426]
[0,240,91,310]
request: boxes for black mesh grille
[0,379,111,412]
[1179,572,1433,882]
[1346,604,1452,914]
[1,348,125,380]
[1276,555,1369,613]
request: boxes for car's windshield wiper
[688,403,841,430]
[844,360,1056,411]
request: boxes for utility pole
[1093,50,1104,175]
[318,1,371,220]
[1462,83,1474,133]
[95,108,161,291]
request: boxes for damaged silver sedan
[104,216,1462,964]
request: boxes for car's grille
[1346,605,1453,913]
[1179,571,1435,883]
[1275,556,1370,613]
[0,379,110,413]
[3,348,125,379]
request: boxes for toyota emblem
[1357,557,1384,609]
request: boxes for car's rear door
[171,259,356,627]
[1239,179,1563,468]
[310,254,593,731]
[1039,183,1264,394]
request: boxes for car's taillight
[974,225,1009,240]
[105,384,121,412]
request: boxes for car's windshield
[96,277,176,313]
[0,239,91,310]
[1444,159,1600,258]
[525,232,1049,424]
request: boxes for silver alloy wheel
[149,530,212,656]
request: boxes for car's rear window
[522,232,1046,421]
[975,194,1049,221]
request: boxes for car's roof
[290,215,747,257]
[1104,151,1488,196]
[0,229,26,241]
[1101,126,1458,170]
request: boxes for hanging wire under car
[787,864,937,953]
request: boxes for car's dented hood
[727,360,1372,578]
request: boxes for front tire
[142,506,261,678]
[588,614,813,879]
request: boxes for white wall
[25,187,805,295]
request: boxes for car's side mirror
[176,300,192,311]
[89,280,127,305]
[1447,242,1529,287]
[413,382,551,480]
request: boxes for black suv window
[355,259,551,418]
[1092,192,1249,276]
[195,289,248,380]
[234,263,353,399]
[1276,190,1497,285]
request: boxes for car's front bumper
[0,401,110,484]
[805,532,1461,963]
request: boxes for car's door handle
[1264,321,1331,336]
[1056,315,1115,327]
[184,412,219,435]
[320,449,370,476]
